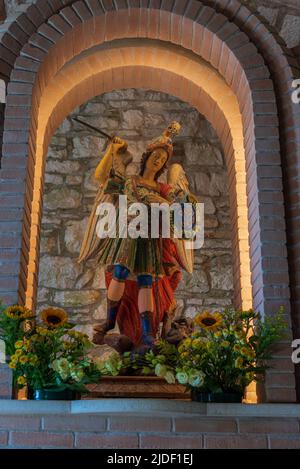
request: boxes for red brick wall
[0,413,298,449]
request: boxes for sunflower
[4,305,33,320]
[19,355,28,364]
[235,357,244,369]
[15,341,24,349]
[17,376,26,386]
[40,308,68,328]
[194,311,222,331]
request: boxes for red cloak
[104,183,183,345]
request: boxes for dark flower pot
[28,388,81,400]
[191,389,243,403]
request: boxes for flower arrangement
[122,339,178,384]
[1,305,102,394]
[88,345,123,376]
[0,298,288,402]
[175,307,287,398]
[0,302,35,357]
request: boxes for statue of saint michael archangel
[76,120,200,355]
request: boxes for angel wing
[77,185,113,264]
[77,139,132,264]
[167,164,197,274]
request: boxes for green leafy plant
[175,307,288,395]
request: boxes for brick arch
[31,45,250,317]
[0,3,296,402]
[2,5,286,311]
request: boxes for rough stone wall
[36,89,234,337]
[1,1,300,48]
[241,0,300,47]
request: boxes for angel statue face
[140,147,169,181]
[147,148,168,170]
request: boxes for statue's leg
[132,274,155,354]
[93,264,129,342]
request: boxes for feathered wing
[172,237,195,274]
[167,165,196,274]
[77,139,132,264]
[77,184,112,264]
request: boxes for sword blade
[72,117,113,140]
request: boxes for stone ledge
[0,399,299,417]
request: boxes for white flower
[155,363,168,378]
[188,371,205,388]
[165,371,176,384]
[176,371,189,385]
[51,358,70,381]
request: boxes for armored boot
[93,299,121,344]
[132,311,155,355]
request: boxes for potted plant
[6,307,102,400]
[174,307,287,403]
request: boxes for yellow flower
[194,311,222,331]
[5,305,33,320]
[15,349,22,357]
[240,347,255,360]
[36,326,50,336]
[22,339,31,351]
[68,330,85,340]
[221,341,230,348]
[192,337,207,349]
[17,376,26,385]
[235,357,244,369]
[40,307,68,328]
[234,344,242,352]
[19,355,28,364]
[63,341,72,350]
[15,341,24,349]
[8,362,16,369]
[29,355,38,366]
[183,338,192,347]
